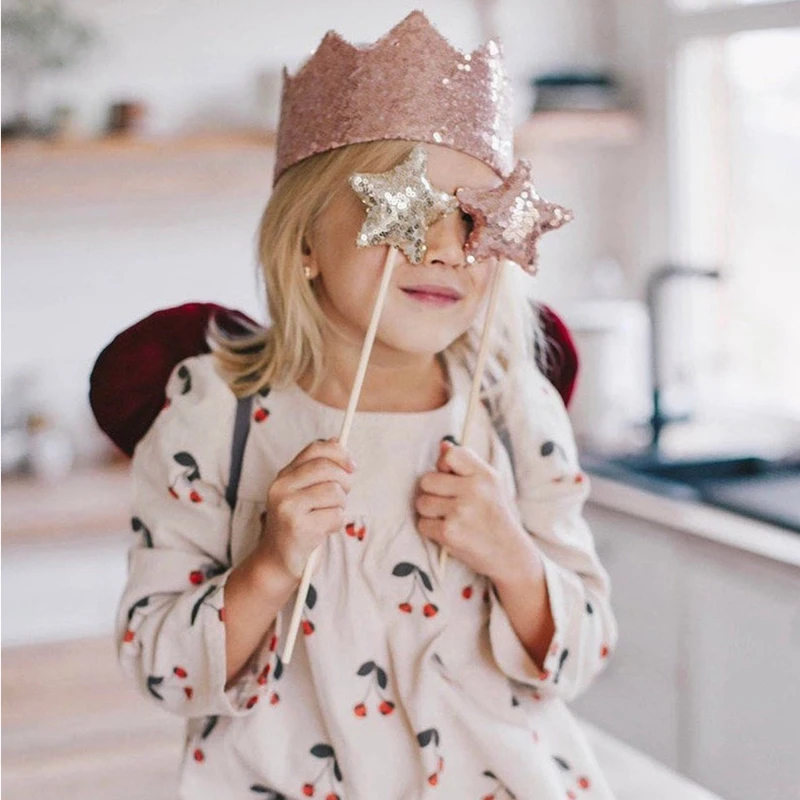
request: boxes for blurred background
[2,1,799,799]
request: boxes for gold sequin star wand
[437,158,573,580]
[282,145,457,663]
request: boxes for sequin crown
[274,11,514,185]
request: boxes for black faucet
[645,264,723,453]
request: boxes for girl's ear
[301,235,319,280]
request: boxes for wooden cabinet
[572,500,800,800]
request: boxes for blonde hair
[208,139,552,420]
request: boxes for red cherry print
[302,784,314,797]
[574,473,584,483]
[345,523,356,537]
[398,602,413,613]
[189,490,203,503]
[258,664,271,685]
[325,794,340,800]
[354,703,367,717]
[568,792,577,799]
[462,586,473,599]
[184,687,194,699]
[302,619,315,636]
[540,669,550,680]
[168,487,179,499]
[379,700,395,715]
[483,795,495,800]
[174,666,188,678]
[270,692,280,704]
[218,607,226,623]
[254,408,269,423]
[578,776,591,790]
[428,773,438,786]
[269,635,278,651]
[600,644,609,658]
[423,603,438,617]
[189,570,204,585]
[356,526,366,541]
[193,748,204,762]
[245,695,259,709]
[123,630,135,643]
[163,399,172,410]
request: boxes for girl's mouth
[400,284,463,307]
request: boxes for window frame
[663,0,800,258]
[653,0,800,417]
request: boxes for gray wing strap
[225,396,254,511]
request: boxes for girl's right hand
[258,438,356,581]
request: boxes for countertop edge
[585,472,800,568]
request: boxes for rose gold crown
[274,11,514,186]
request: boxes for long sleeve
[114,355,276,718]
[488,360,619,703]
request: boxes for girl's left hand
[414,439,531,583]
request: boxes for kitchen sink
[581,450,800,533]
[610,454,772,485]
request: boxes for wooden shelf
[1,115,638,205]
[514,109,641,151]
[1,129,276,158]
[2,129,277,205]
[3,114,637,158]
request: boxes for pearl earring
[303,265,313,279]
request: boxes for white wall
[3,0,613,134]
[2,0,631,463]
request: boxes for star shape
[349,145,459,264]
[456,159,573,274]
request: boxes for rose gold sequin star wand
[437,158,573,579]
[282,145,458,663]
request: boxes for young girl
[114,11,618,799]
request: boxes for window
[670,1,800,417]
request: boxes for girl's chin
[378,329,465,356]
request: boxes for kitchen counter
[584,469,800,567]
[576,406,800,567]
[4,456,798,564]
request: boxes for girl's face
[304,143,500,361]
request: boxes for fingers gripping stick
[437,261,504,581]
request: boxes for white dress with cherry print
[115,352,619,800]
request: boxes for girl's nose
[422,210,468,269]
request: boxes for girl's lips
[400,285,463,307]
